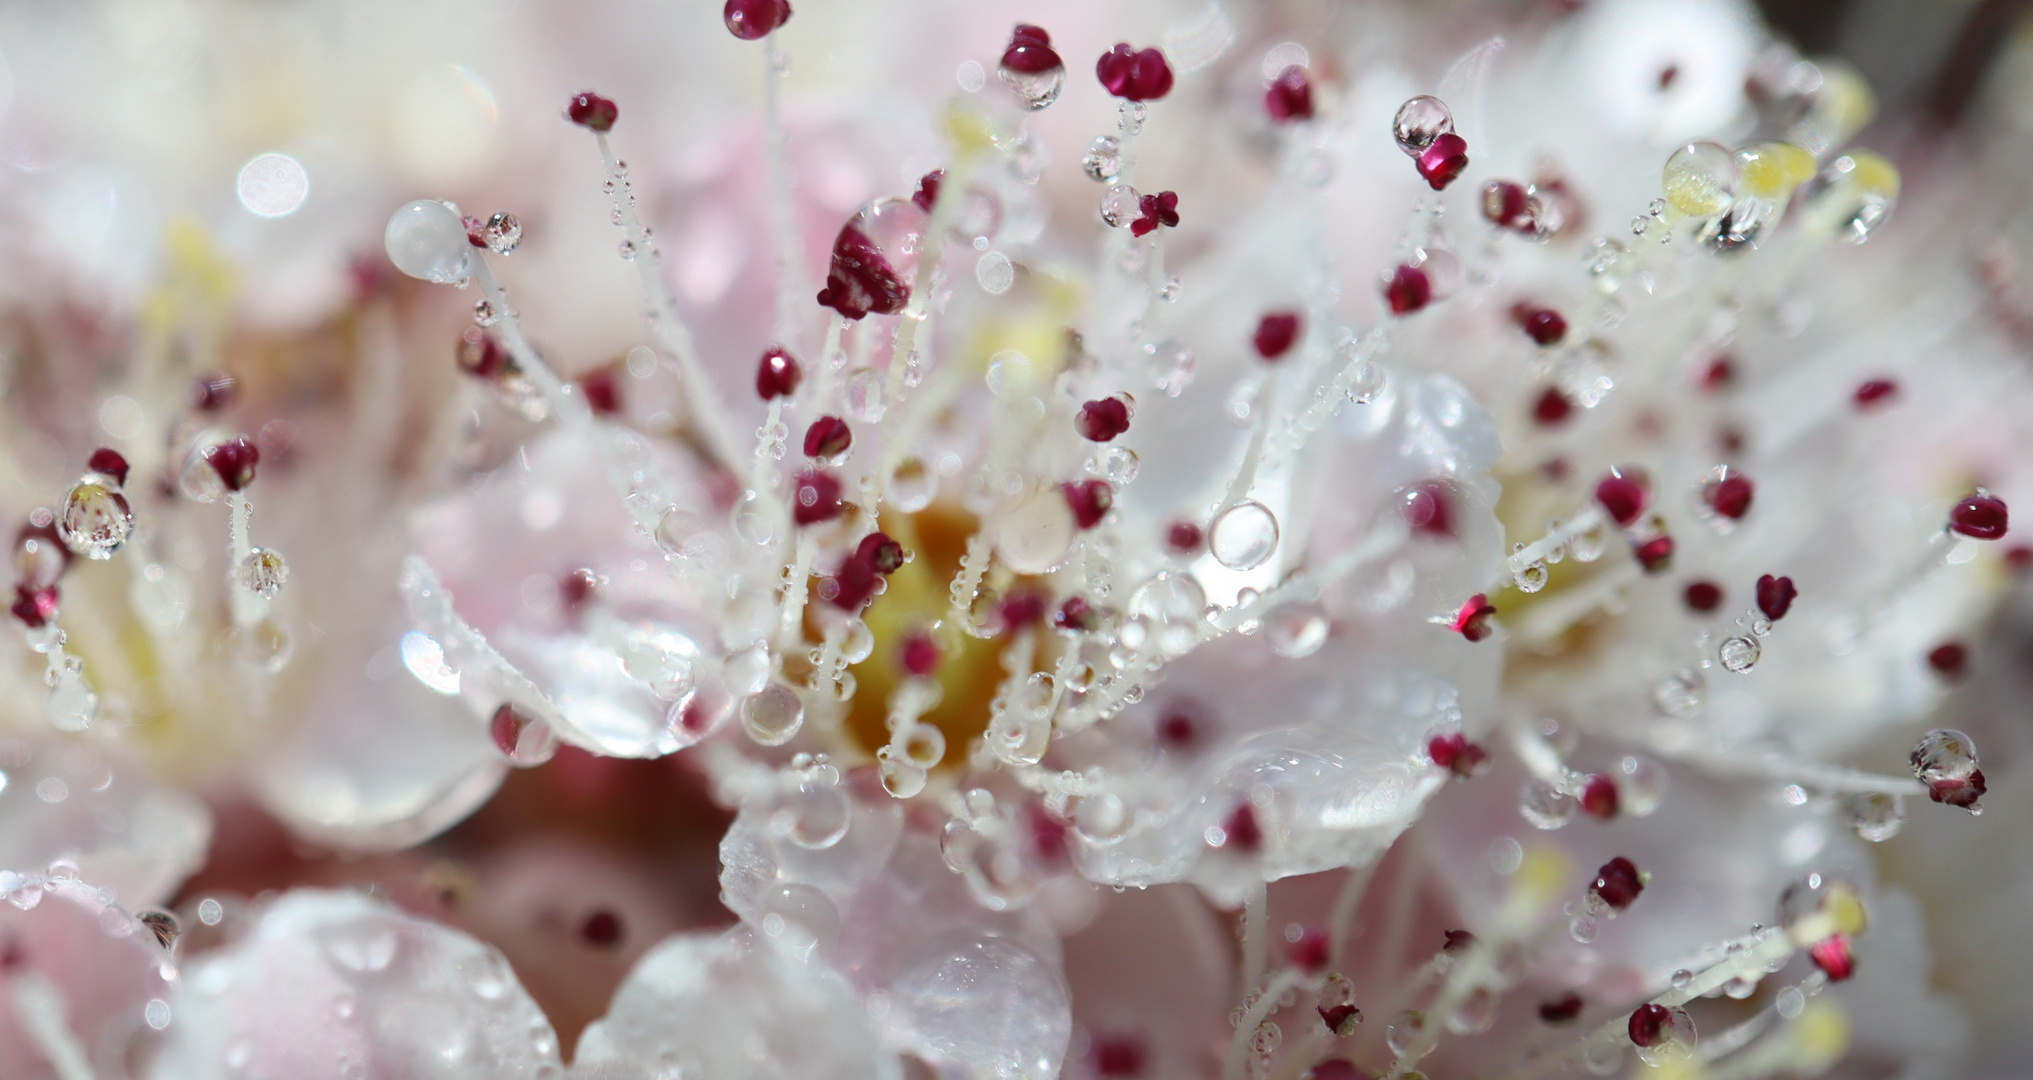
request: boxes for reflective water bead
[1081,136,1123,182]
[1519,778,1575,829]
[1100,184,1142,228]
[490,704,558,767]
[725,645,772,696]
[1652,669,1705,721]
[1910,728,1980,782]
[1841,791,1905,842]
[1736,142,1816,201]
[1088,445,1139,485]
[1662,142,1736,217]
[1802,151,1900,243]
[1446,987,1497,1035]
[1209,501,1280,570]
[1385,1010,1426,1056]
[57,478,133,560]
[384,200,472,283]
[1615,755,1667,816]
[1249,1021,1282,1056]
[1125,572,1206,658]
[774,767,851,850]
[1628,1004,1696,1065]
[482,212,522,255]
[742,684,805,746]
[235,548,289,599]
[1392,96,1452,156]
[723,0,791,40]
[759,882,839,963]
[999,24,1066,110]
[899,723,946,769]
[887,458,938,512]
[877,746,928,798]
[994,489,1076,574]
[816,198,927,320]
[1718,634,1761,673]
[1264,601,1328,659]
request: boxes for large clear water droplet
[1841,791,1904,842]
[235,548,289,599]
[1718,634,1761,673]
[1210,501,1280,570]
[1264,601,1329,659]
[1126,572,1206,659]
[1518,779,1574,830]
[384,200,472,283]
[1100,184,1141,229]
[1081,136,1123,182]
[773,766,851,850]
[999,65,1065,110]
[742,685,804,746]
[1392,97,1452,156]
[58,479,133,560]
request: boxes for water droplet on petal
[742,684,804,746]
[384,200,472,283]
[1519,779,1574,830]
[1264,601,1329,658]
[1718,634,1761,673]
[235,548,289,598]
[1210,501,1280,570]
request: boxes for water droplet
[1775,986,1806,1018]
[1210,501,1280,570]
[1652,668,1705,718]
[1662,141,1738,218]
[1841,791,1905,842]
[1249,1020,1282,1056]
[999,64,1065,110]
[618,239,638,260]
[383,200,471,283]
[1126,572,1207,659]
[473,297,501,327]
[1100,184,1142,228]
[1910,728,1979,783]
[725,645,772,696]
[1386,1010,1426,1056]
[759,882,839,962]
[483,212,522,255]
[1615,756,1667,816]
[1346,359,1386,404]
[1392,96,1453,156]
[58,479,133,560]
[1513,557,1548,594]
[742,684,804,746]
[1718,634,1761,673]
[1087,445,1139,485]
[993,488,1076,575]
[845,369,886,422]
[773,765,851,850]
[1519,778,1575,830]
[887,458,938,513]
[1446,987,1496,1035]
[1633,1007,1698,1066]
[877,746,928,798]
[1226,379,1261,427]
[138,908,181,949]
[1670,968,1692,988]
[1264,601,1329,659]
[1081,135,1123,182]
[235,548,289,599]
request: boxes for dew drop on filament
[1210,501,1280,571]
[742,684,804,746]
[57,479,133,560]
[1718,634,1761,673]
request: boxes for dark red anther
[1628,1003,1670,1047]
[1288,926,1332,973]
[828,547,882,610]
[1025,798,1072,866]
[1853,378,1898,410]
[722,0,791,40]
[911,169,943,214]
[1594,472,1647,527]
[1415,133,1469,190]
[1704,472,1754,519]
[1756,574,1796,621]
[1253,311,1302,360]
[1483,180,1532,230]
[1062,480,1113,529]
[1166,521,1204,554]
[204,437,260,492]
[1265,65,1314,123]
[791,469,845,525]
[1002,25,1063,75]
[580,369,622,415]
[1156,711,1196,748]
[464,214,489,249]
[1317,1005,1363,1038]
[9,584,58,629]
[1221,802,1263,852]
[1683,580,1723,612]
[1809,935,1854,981]
[190,373,237,413]
[559,568,600,611]
[1452,594,1496,642]
[1130,191,1179,238]
[1513,305,1567,346]
[1442,929,1477,955]
[2008,545,2033,571]
[855,532,904,574]
[1095,43,1174,101]
[566,91,618,132]
[458,327,509,379]
[1580,775,1619,819]
[1634,534,1674,573]
[1427,734,1489,779]
[1538,993,1584,1024]
[1091,1034,1147,1077]
[1385,265,1431,315]
[756,347,802,400]
[1700,357,1735,393]
[1951,493,2009,540]
[1304,1061,1368,1080]
[1928,769,1985,808]
[1928,641,1968,678]
[1592,856,1644,910]
[86,448,130,487]
[803,415,853,459]
[1076,396,1132,441]
[997,587,1050,632]
[1054,596,1100,632]
[816,224,910,319]
[1402,482,1454,539]
[579,908,623,947]
[1533,386,1574,426]
[900,632,940,676]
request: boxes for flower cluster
[2,0,2027,1077]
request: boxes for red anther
[1853,378,1898,409]
[559,568,600,610]
[1539,993,1584,1024]
[1951,493,2009,540]
[1683,580,1723,612]
[1076,396,1132,441]
[86,448,130,487]
[756,347,802,400]
[565,92,618,132]
[1513,304,1568,346]
[580,369,622,415]
[1221,802,1263,852]
[1091,1034,1146,1077]
[1287,926,1331,973]
[1156,711,1196,748]
[9,584,58,629]
[911,169,943,214]
[1317,1006,1364,1038]
[900,632,940,676]
[204,437,260,491]
[1427,734,1489,779]
[458,327,509,379]
[1062,480,1113,529]
[723,0,791,40]
[791,469,845,525]
[1442,929,1477,954]
[1130,191,1179,238]
[1580,775,1619,819]
[1385,265,1431,315]
[1265,65,1314,123]
[1756,574,1797,621]
[1592,856,1644,909]
[1096,43,1174,101]
[803,415,853,459]
[1054,595,1101,632]
[1634,534,1675,573]
[1483,180,1532,230]
[1002,25,1063,75]
[856,532,904,574]
[1402,482,1454,538]
[1533,386,1574,426]
[189,373,238,412]
[1928,769,1985,809]
[489,704,530,758]
[997,587,1050,632]
[1416,133,1469,190]
[579,909,623,947]
[1594,472,1647,527]
[1304,1061,1368,1080]
[1700,357,1735,393]
[1167,521,1204,554]
[1452,594,1496,642]
[1253,311,1302,360]
[1703,472,1754,519]
[1928,641,1968,678]
[816,224,910,319]
[1628,1003,1670,1047]
[1809,935,1854,981]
